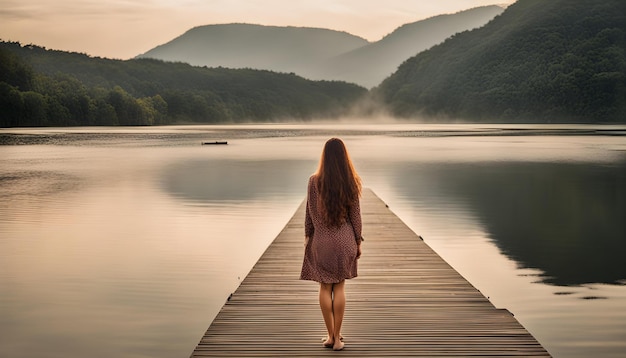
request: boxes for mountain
[375,0,626,123]
[312,6,504,88]
[137,6,504,88]
[0,41,367,127]
[137,24,368,75]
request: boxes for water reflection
[161,158,317,203]
[385,161,626,287]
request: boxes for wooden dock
[190,189,551,357]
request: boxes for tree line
[0,41,367,127]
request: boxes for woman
[300,138,363,351]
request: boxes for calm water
[1,124,625,358]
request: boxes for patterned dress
[300,175,362,284]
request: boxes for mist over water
[1,124,625,358]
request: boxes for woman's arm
[304,177,315,240]
[349,198,362,244]
[305,201,314,238]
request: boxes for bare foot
[322,337,334,348]
[333,339,345,351]
[322,335,343,342]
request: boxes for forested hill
[0,41,366,127]
[375,0,626,123]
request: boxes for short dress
[300,175,362,284]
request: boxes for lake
[1,124,625,358]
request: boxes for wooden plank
[190,189,551,357]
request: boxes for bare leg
[332,280,346,350]
[319,283,334,347]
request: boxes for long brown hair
[315,138,362,227]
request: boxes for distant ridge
[137,6,504,88]
[314,5,505,88]
[137,24,369,74]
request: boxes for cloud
[0,0,43,19]
[0,0,165,21]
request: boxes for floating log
[202,141,228,145]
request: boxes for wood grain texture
[190,189,551,357]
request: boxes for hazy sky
[1,0,512,60]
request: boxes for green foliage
[0,47,34,91]
[375,0,626,123]
[0,41,366,127]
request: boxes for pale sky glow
[0,0,513,59]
